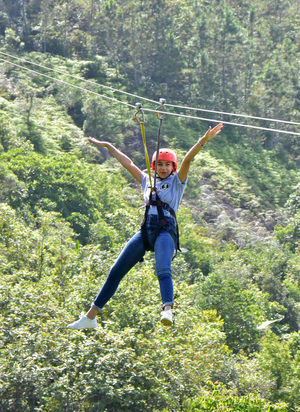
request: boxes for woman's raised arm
[88,137,142,184]
[178,123,223,183]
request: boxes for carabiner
[134,102,145,124]
[155,98,166,119]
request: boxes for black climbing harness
[140,189,181,256]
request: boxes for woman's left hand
[200,123,223,145]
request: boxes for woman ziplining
[67,107,223,329]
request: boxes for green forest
[0,0,299,411]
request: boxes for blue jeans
[92,225,175,310]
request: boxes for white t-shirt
[141,172,187,216]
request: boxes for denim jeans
[92,218,175,310]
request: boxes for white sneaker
[67,313,97,330]
[160,309,173,326]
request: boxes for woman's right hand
[88,137,109,148]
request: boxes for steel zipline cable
[0,52,299,136]
[0,51,158,105]
[1,50,300,127]
[165,102,300,126]
[0,57,136,109]
[143,107,300,136]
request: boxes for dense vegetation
[0,0,299,411]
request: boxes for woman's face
[156,160,173,179]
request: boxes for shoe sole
[67,326,96,330]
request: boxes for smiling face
[156,160,174,179]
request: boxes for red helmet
[151,148,177,172]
